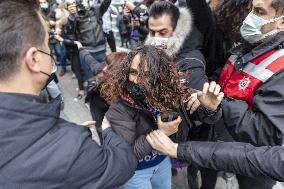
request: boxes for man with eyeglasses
[0,1,137,188]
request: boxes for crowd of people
[0,0,284,189]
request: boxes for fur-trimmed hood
[145,7,193,56]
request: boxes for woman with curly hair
[82,51,128,143]
[101,45,223,189]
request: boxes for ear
[277,17,284,32]
[24,47,41,73]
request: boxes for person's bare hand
[54,34,64,42]
[123,7,130,15]
[186,93,201,114]
[146,130,178,158]
[81,121,96,128]
[133,19,140,27]
[197,82,224,112]
[101,117,111,130]
[125,0,135,10]
[157,115,182,136]
[49,20,56,26]
[74,41,83,49]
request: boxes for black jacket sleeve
[61,15,77,47]
[105,102,153,160]
[177,50,208,90]
[99,0,112,16]
[177,141,284,181]
[64,128,137,189]
[221,70,284,146]
[193,106,222,124]
[79,48,106,76]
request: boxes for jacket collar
[0,92,61,118]
[233,32,284,72]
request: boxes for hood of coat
[0,93,61,168]
[145,7,193,56]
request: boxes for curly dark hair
[97,52,128,84]
[100,45,191,112]
[215,0,252,42]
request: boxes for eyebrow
[253,6,267,12]
[158,29,168,33]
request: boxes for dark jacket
[213,33,284,146]
[117,13,131,38]
[0,93,137,189]
[105,96,222,160]
[186,0,228,78]
[62,14,77,47]
[177,141,284,181]
[73,0,111,50]
[176,26,207,90]
[79,48,105,76]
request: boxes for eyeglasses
[37,49,58,73]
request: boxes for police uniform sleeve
[177,141,284,181]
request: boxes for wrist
[169,143,178,158]
[158,129,172,136]
[203,105,219,113]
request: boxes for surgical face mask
[240,12,284,44]
[151,37,169,49]
[40,2,49,9]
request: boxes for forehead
[149,14,172,30]
[68,4,77,8]
[131,55,141,69]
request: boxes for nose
[154,33,160,37]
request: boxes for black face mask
[125,81,146,101]
[37,49,57,90]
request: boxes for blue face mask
[240,12,284,44]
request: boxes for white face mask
[240,12,284,44]
[40,2,49,9]
[150,37,169,49]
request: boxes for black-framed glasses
[37,49,57,73]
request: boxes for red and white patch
[238,77,251,91]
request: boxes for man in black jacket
[0,1,137,188]
[74,0,111,80]
[56,1,85,100]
